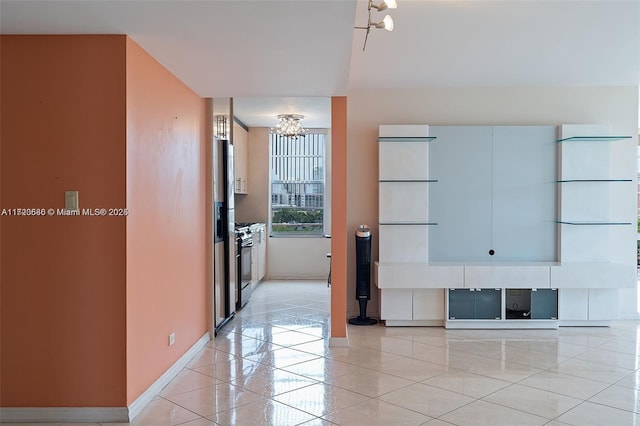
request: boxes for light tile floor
[15,280,640,425]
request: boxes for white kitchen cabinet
[251,243,258,285]
[257,225,266,281]
[249,223,267,284]
[233,120,248,194]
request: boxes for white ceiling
[1,0,638,128]
[350,0,640,89]
[233,97,331,129]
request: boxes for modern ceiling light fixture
[354,0,398,51]
[276,114,306,139]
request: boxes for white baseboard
[559,320,611,327]
[128,332,211,420]
[385,320,444,327]
[446,320,559,329]
[0,407,129,423]
[0,332,211,423]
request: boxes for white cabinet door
[588,288,619,320]
[558,286,619,321]
[551,263,636,288]
[380,289,412,320]
[233,122,248,194]
[558,288,588,320]
[429,126,556,262]
[413,289,445,320]
[258,227,266,280]
[429,126,493,261]
[250,243,258,284]
[491,126,557,262]
[465,265,550,289]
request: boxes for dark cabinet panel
[449,289,476,319]
[531,289,558,320]
[449,289,501,320]
[505,288,558,320]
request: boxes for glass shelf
[556,136,631,143]
[557,221,632,226]
[557,179,632,183]
[379,222,438,226]
[379,179,438,183]
[378,137,437,143]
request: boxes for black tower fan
[349,225,378,325]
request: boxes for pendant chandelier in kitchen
[275,114,306,139]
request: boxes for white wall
[268,237,331,280]
[347,86,639,319]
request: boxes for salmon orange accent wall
[330,97,347,338]
[125,38,207,404]
[0,35,128,406]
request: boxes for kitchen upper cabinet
[428,126,557,262]
[233,121,248,194]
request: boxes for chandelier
[276,114,306,139]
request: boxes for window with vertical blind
[270,131,326,236]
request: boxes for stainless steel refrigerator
[213,135,236,333]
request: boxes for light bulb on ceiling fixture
[371,0,397,12]
[375,15,394,31]
[354,0,398,50]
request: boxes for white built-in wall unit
[374,124,636,329]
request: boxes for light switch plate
[65,191,79,210]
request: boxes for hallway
[12,281,640,425]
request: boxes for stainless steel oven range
[235,225,253,310]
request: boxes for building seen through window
[270,131,326,236]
